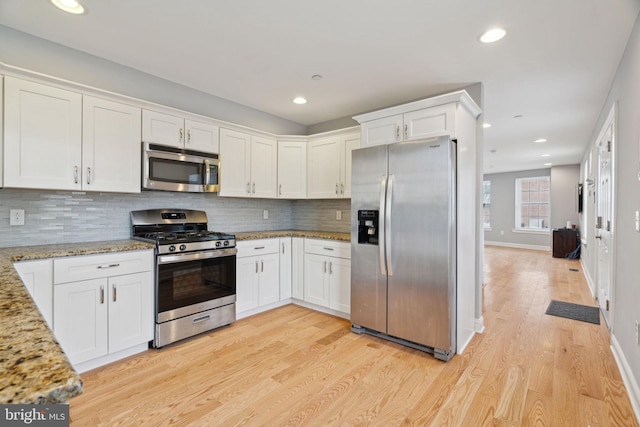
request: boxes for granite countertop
[0,239,155,404]
[234,230,351,242]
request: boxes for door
[4,76,82,190]
[350,144,389,332]
[83,96,142,193]
[596,120,614,326]
[387,138,456,352]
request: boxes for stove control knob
[179,244,187,251]
[224,240,229,247]
[215,241,222,248]
[169,245,176,252]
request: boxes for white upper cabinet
[307,130,360,199]
[219,128,277,198]
[277,140,307,198]
[355,91,480,147]
[142,110,219,153]
[4,76,83,190]
[83,96,141,193]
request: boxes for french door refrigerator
[350,136,456,361]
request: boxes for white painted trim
[74,342,148,373]
[512,228,550,235]
[484,241,550,252]
[457,330,475,355]
[580,257,596,298]
[475,315,485,333]
[292,299,350,320]
[611,334,640,425]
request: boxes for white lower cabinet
[236,239,281,315]
[13,259,54,328]
[303,239,351,317]
[52,250,153,370]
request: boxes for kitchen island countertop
[234,230,350,242]
[0,239,155,404]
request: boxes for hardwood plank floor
[69,246,639,426]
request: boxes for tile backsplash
[0,189,351,248]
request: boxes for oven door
[143,143,220,193]
[156,248,236,323]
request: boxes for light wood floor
[69,246,639,426]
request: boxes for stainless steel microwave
[142,142,220,193]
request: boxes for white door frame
[595,103,616,328]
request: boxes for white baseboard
[580,257,596,297]
[236,299,290,320]
[475,315,485,333]
[610,334,640,424]
[75,342,149,373]
[484,241,550,252]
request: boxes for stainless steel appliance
[142,142,220,193]
[350,136,457,361]
[131,209,236,347]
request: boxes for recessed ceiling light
[51,0,85,14]
[541,154,551,157]
[292,97,307,105]
[483,123,491,129]
[480,28,506,43]
[534,138,547,143]
[544,163,553,167]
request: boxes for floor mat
[545,300,600,324]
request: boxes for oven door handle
[157,248,237,265]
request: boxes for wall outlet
[263,210,269,220]
[336,210,342,221]
[10,209,25,226]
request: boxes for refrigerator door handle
[385,174,394,276]
[379,175,387,275]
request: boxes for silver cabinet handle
[395,125,400,141]
[329,261,333,275]
[74,166,79,184]
[100,285,104,304]
[254,246,265,250]
[282,243,285,254]
[86,166,91,185]
[255,260,259,273]
[187,129,191,142]
[340,183,344,195]
[279,184,282,195]
[112,284,117,302]
[246,182,251,195]
[252,182,256,194]
[404,124,408,139]
[97,263,120,269]
[261,260,264,273]
[323,247,334,251]
[179,127,184,142]
[335,183,339,195]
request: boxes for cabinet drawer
[304,239,351,259]
[236,239,280,257]
[54,250,153,284]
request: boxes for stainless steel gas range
[131,209,236,348]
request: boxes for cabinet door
[404,103,456,140]
[341,133,360,198]
[4,76,82,190]
[236,255,259,313]
[14,259,54,328]
[142,110,184,148]
[304,254,329,307]
[108,272,153,353]
[54,278,108,364]
[258,253,280,306]
[185,119,219,154]
[277,140,307,198]
[291,238,305,300]
[250,136,278,198]
[360,114,402,147]
[328,257,351,314]
[307,137,341,199]
[83,96,142,193]
[279,238,292,300]
[219,128,252,197]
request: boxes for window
[515,176,550,231]
[482,180,491,228]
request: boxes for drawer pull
[193,315,210,323]
[323,247,334,251]
[97,263,120,269]
[112,284,117,302]
[254,246,265,250]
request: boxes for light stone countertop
[234,230,351,242]
[0,239,155,404]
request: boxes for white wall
[581,11,640,418]
[550,164,581,230]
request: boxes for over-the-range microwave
[142,142,220,193]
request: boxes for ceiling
[1,0,638,174]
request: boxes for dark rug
[545,300,600,324]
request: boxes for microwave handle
[204,159,211,185]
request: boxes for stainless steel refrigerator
[350,136,456,361]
